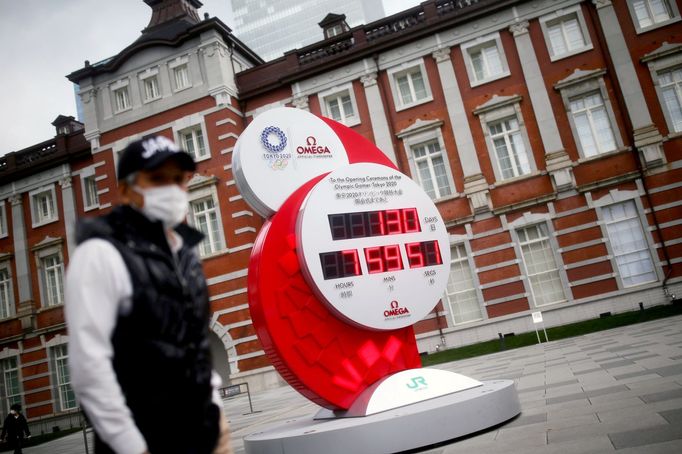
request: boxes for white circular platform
[244,380,521,454]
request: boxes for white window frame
[555,69,624,161]
[461,32,510,87]
[110,78,131,113]
[29,185,58,228]
[515,223,567,307]
[539,5,593,61]
[594,191,659,289]
[444,241,484,325]
[474,95,536,183]
[0,356,22,420]
[80,168,100,212]
[187,178,227,258]
[642,44,682,137]
[627,0,681,34]
[50,344,77,411]
[169,55,192,92]
[177,124,210,162]
[387,60,433,111]
[0,200,7,238]
[33,240,64,308]
[319,83,360,127]
[139,67,161,103]
[398,121,457,201]
[0,262,14,320]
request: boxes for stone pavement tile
[540,435,615,453]
[613,369,660,380]
[543,413,600,431]
[624,376,682,390]
[575,373,619,387]
[544,383,585,398]
[584,384,629,397]
[640,388,682,403]
[519,392,547,405]
[493,426,548,448]
[518,379,578,394]
[608,424,682,449]
[546,412,668,444]
[628,353,661,361]
[659,408,682,424]
[520,398,548,410]
[636,359,682,370]
[572,367,602,376]
[615,439,682,454]
[614,373,663,385]
[522,365,547,375]
[503,412,547,428]
[599,359,636,368]
[545,392,587,405]
[600,364,647,375]
[651,364,682,376]
[607,344,637,352]
[594,356,624,363]
[546,397,645,421]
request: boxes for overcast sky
[0,0,420,156]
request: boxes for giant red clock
[235,108,449,410]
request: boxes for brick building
[1,0,682,418]
[0,116,92,427]
[235,0,682,385]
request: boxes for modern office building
[0,0,681,406]
[229,0,385,60]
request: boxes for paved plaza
[24,314,682,453]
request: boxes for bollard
[498,332,506,350]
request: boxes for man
[65,136,231,454]
[1,404,30,454]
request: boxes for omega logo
[297,136,331,155]
[384,300,411,318]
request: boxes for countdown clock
[297,163,451,331]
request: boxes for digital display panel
[319,250,362,280]
[328,208,420,240]
[297,162,452,330]
[319,240,444,280]
[406,241,443,268]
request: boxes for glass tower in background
[230,0,385,61]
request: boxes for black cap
[117,135,196,180]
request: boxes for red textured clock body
[238,109,424,410]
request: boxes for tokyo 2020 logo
[260,126,290,170]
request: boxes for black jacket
[77,205,219,454]
[1,413,29,441]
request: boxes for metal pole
[245,383,255,414]
[81,412,90,454]
[535,327,541,344]
[542,322,549,342]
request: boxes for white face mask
[134,184,189,229]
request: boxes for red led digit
[402,208,420,233]
[368,211,385,236]
[385,209,402,234]
[364,247,385,274]
[383,245,403,272]
[329,214,349,240]
[405,242,425,268]
[349,212,366,238]
[342,250,362,276]
[425,241,443,266]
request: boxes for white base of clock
[243,379,521,454]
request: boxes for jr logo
[406,376,427,390]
